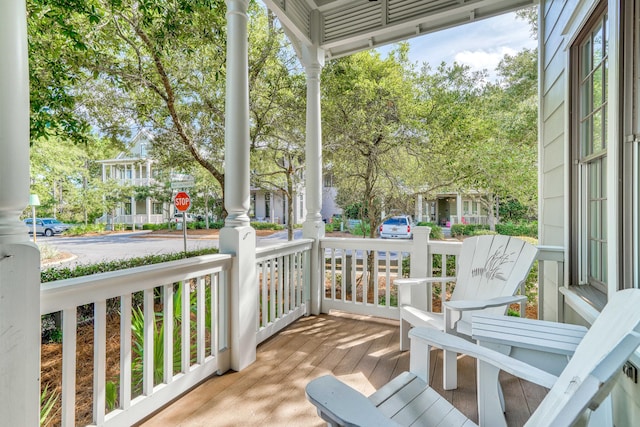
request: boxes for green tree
[323,47,423,238]
[461,49,538,228]
[322,47,423,292]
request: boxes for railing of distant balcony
[449,215,488,225]
[114,178,154,186]
[255,239,313,344]
[40,254,232,427]
[320,236,563,321]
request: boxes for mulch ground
[41,315,122,427]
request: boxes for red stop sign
[174,191,191,212]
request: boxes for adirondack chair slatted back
[451,235,537,322]
[526,289,640,426]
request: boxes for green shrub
[40,248,219,283]
[450,224,490,237]
[495,221,538,238]
[351,221,370,237]
[416,222,444,240]
[64,223,106,236]
[142,223,170,231]
[250,222,284,230]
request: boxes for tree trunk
[287,175,294,241]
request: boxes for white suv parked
[378,215,413,239]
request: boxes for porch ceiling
[262,0,538,60]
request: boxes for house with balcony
[96,130,168,228]
[2,0,640,426]
[417,191,490,226]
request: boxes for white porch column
[456,193,462,224]
[130,195,136,228]
[146,197,152,223]
[0,1,41,425]
[221,0,256,371]
[302,45,325,315]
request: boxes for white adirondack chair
[306,289,640,427]
[397,234,537,389]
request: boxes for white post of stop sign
[174,191,191,252]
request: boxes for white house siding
[321,186,341,222]
[541,0,640,422]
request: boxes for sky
[378,12,537,81]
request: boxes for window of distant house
[250,194,256,218]
[463,201,471,215]
[323,173,333,188]
[153,203,163,215]
[572,2,608,293]
[124,202,132,215]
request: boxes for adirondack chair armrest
[444,295,527,312]
[306,375,401,427]
[408,327,557,389]
[396,277,457,288]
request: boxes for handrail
[256,238,313,263]
[41,254,233,314]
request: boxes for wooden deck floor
[138,312,547,427]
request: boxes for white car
[378,216,413,239]
[171,213,195,223]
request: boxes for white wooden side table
[472,314,590,427]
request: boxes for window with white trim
[571,2,608,294]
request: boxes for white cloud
[381,11,536,77]
[454,47,517,77]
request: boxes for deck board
[137,312,544,427]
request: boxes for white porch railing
[255,239,313,344]
[40,254,232,427]
[320,236,462,319]
[320,235,563,321]
[37,234,564,426]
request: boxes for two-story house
[96,130,167,228]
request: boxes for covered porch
[4,0,633,426]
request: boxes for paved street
[36,228,308,268]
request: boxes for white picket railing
[255,239,313,344]
[40,254,232,427]
[320,236,462,319]
[320,236,562,321]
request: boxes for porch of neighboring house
[139,312,545,427]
